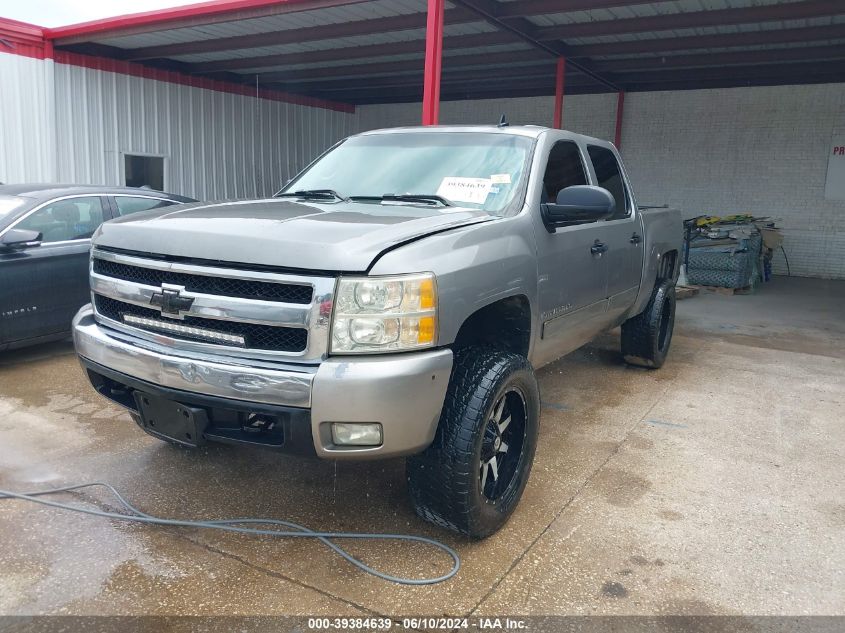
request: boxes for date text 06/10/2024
[307,617,528,630]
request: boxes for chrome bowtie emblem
[149,283,194,319]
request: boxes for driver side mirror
[1,228,42,250]
[541,185,615,231]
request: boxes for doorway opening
[124,154,165,191]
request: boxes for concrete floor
[0,276,842,616]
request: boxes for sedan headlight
[330,273,437,354]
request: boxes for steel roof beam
[621,73,845,94]
[297,77,600,100]
[616,60,845,85]
[58,40,267,86]
[285,59,845,97]
[270,63,566,93]
[306,69,845,105]
[189,32,517,73]
[255,49,548,83]
[569,24,845,57]
[312,71,845,104]
[329,83,614,105]
[450,0,620,91]
[495,0,676,19]
[123,7,480,60]
[593,45,845,73]
[534,0,844,41]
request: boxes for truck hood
[95,198,495,272]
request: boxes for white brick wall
[354,84,845,280]
[354,94,618,141]
[621,84,845,279]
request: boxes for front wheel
[406,348,540,538]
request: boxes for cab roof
[354,125,617,151]
[358,125,548,139]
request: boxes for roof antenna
[498,114,509,127]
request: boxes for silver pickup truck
[73,125,681,537]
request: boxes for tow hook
[243,413,275,434]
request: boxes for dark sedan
[0,184,196,351]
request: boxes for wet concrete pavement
[1,277,843,616]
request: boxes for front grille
[95,295,307,353]
[93,258,313,304]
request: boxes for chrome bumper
[73,305,314,407]
[73,306,453,459]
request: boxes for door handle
[590,241,608,255]
[630,233,642,244]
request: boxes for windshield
[281,132,534,215]
[0,196,26,222]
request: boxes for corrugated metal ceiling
[169,21,500,64]
[522,0,792,27]
[51,0,845,104]
[94,0,429,48]
[233,43,533,75]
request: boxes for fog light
[331,422,383,446]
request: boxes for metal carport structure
[42,0,845,146]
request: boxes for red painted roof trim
[0,17,51,60]
[44,0,314,40]
[0,16,45,39]
[54,50,355,113]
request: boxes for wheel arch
[658,249,680,282]
[451,294,533,358]
[631,244,681,317]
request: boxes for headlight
[330,273,437,354]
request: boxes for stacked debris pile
[682,215,783,292]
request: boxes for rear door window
[113,196,176,216]
[14,196,106,242]
[587,145,630,220]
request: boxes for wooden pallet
[675,285,699,300]
[689,284,753,296]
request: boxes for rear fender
[631,208,683,316]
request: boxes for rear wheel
[407,347,540,538]
[621,278,676,368]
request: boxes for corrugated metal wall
[52,62,356,200]
[0,53,55,184]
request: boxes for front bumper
[73,306,453,459]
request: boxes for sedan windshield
[281,132,534,215]
[0,196,26,222]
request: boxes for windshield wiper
[275,189,349,202]
[349,194,452,207]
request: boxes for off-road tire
[406,347,540,539]
[621,278,676,369]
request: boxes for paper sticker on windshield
[490,173,511,184]
[436,177,492,204]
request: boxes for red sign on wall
[826,137,845,201]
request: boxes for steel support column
[614,90,625,148]
[553,56,566,128]
[422,0,445,125]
